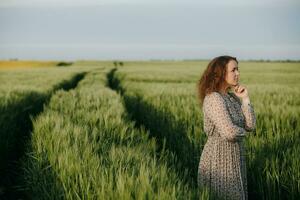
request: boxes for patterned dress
[197,91,256,200]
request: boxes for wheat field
[0,60,299,200]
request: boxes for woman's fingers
[240,86,246,93]
[234,85,245,93]
[234,85,239,92]
[238,86,244,93]
[236,85,241,93]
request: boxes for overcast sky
[0,0,299,60]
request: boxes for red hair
[197,55,238,105]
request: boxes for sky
[0,0,299,60]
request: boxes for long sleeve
[241,99,256,132]
[203,92,246,142]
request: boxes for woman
[197,55,256,200]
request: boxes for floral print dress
[198,91,256,200]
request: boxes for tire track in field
[106,68,199,188]
[0,72,87,200]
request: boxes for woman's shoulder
[203,92,223,103]
[204,91,219,98]
[202,92,226,112]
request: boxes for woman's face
[225,60,240,87]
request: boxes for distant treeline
[56,62,73,66]
[4,58,300,63]
[179,59,300,63]
[241,59,300,63]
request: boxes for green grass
[0,66,89,198]
[0,60,299,199]
[22,70,213,199]
[111,61,300,200]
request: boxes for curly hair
[197,55,238,105]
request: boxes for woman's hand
[233,84,249,100]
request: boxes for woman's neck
[220,85,231,95]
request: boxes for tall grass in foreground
[0,67,87,197]
[114,81,204,185]
[22,71,216,199]
[113,61,300,200]
[3,60,298,199]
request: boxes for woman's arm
[203,92,246,142]
[241,98,256,132]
